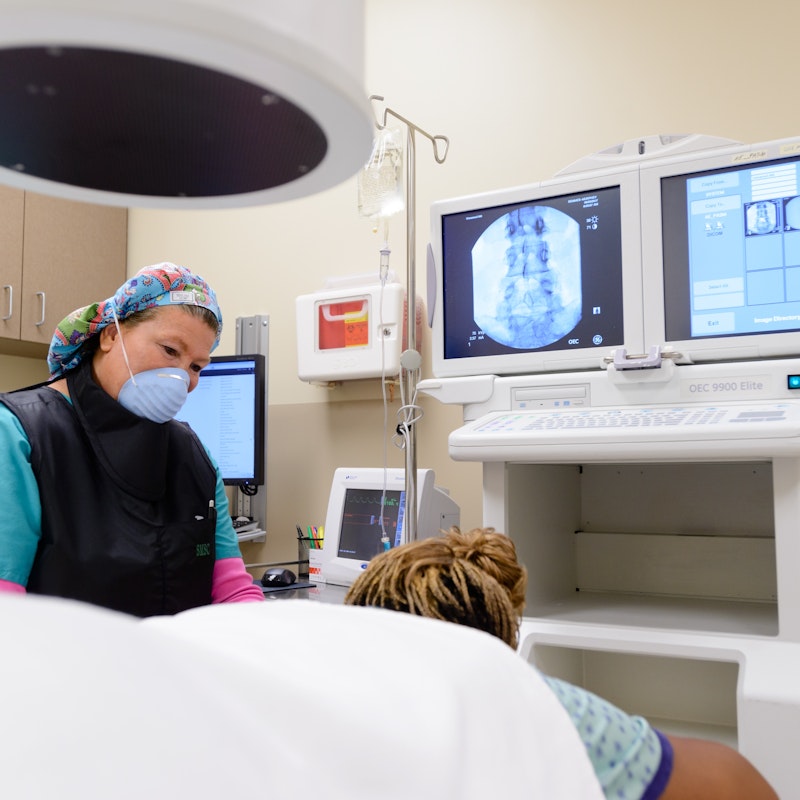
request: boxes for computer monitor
[640,135,800,363]
[175,353,266,487]
[321,467,461,587]
[428,164,644,378]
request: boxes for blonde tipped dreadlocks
[345,527,528,649]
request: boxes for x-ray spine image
[745,200,780,235]
[472,205,582,349]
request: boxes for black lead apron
[0,359,217,616]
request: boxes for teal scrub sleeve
[204,447,247,560]
[0,403,43,586]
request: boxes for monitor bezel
[428,164,645,378]
[640,136,800,363]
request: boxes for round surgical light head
[0,0,373,208]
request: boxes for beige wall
[4,0,800,569]
[0,354,49,391]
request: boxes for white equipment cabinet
[420,357,800,799]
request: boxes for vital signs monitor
[320,467,460,587]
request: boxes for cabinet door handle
[35,291,46,326]
[1,284,11,321]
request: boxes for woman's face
[94,305,216,400]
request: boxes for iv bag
[358,127,404,219]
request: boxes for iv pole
[370,95,449,542]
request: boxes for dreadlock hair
[344,527,528,649]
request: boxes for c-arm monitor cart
[420,133,800,799]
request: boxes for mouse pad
[255,581,316,594]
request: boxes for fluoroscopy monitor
[322,467,460,587]
[641,135,800,363]
[175,353,266,487]
[429,165,645,378]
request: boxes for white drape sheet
[2,595,603,799]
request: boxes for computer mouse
[261,567,297,587]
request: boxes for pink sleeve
[211,557,264,604]
[0,579,26,594]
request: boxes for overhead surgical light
[0,0,373,208]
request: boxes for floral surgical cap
[47,262,223,377]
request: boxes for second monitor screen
[662,154,800,341]
[337,487,406,561]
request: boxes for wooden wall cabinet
[0,185,24,345]
[0,186,127,357]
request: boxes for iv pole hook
[369,95,450,164]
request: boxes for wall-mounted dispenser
[296,272,404,383]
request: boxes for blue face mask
[117,367,190,423]
[111,305,191,423]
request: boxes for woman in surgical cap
[0,263,264,616]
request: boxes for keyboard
[448,402,800,461]
[231,516,258,530]
[476,405,793,434]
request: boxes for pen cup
[296,525,324,580]
[297,537,311,578]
